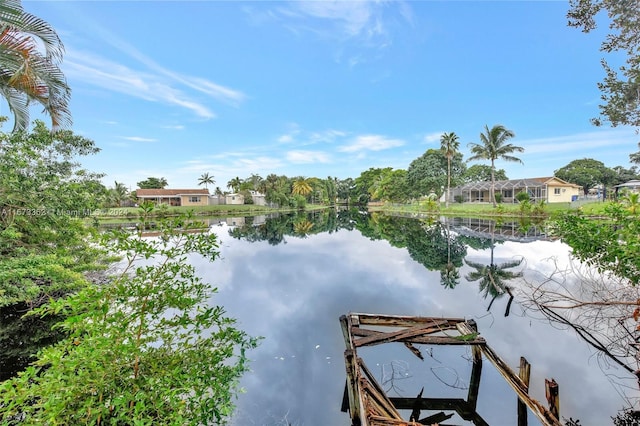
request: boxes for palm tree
[227,177,242,193]
[292,177,313,197]
[0,0,71,132]
[440,132,460,208]
[467,125,524,207]
[198,172,214,190]
[110,181,128,207]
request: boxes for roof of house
[136,189,210,197]
[457,176,581,191]
[615,179,640,188]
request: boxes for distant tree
[197,172,214,189]
[354,167,392,204]
[373,169,411,203]
[226,177,242,193]
[137,177,168,189]
[462,164,508,183]
[467,124,523,207]
[407,149,465,199]
[336,178,355,204]
[0,0,71,132]
[611,165,639,184]
[440,132,460,208]
[630,143,640,165]
[246,173,263,191]
[108,181,128,207]
[554,158,613,196]
[568,0,640,129]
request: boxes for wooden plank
[518,357,531,426]
[344,349,363,425]
[352,313,465,327]
[359,358,404,420]
[355,322,463,347]
[353,328,485,347]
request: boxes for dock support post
[518,357,531,426]
[545,378,560,420]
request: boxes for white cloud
[286,150,331,164]
[65,51,217,119]
[424,131,444,143]
[122,136,157,142]
[338,134,405,153]
[161,125,185,130]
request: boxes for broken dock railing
[340,313,563,426]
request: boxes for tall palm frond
[0,0,70,132]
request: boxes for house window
[554,188,561,195]
[189,196,201,203]
[503,189,513,198]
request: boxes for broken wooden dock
[340,313,563,426]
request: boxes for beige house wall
[180,195,209,206]
[546,184,580,203]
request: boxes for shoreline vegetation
[87,199,611,223]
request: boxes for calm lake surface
[0,210,633,425]
[191,210,632,426]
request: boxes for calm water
[1,210,634,424]
[190,210,633,426]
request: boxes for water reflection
[0,210,631,424]
[204,209,628,425]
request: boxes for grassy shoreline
[90,200,610,223]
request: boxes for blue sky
[16,1,639,191]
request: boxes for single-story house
[225,193,244,205]
[451,177,582,203]
[615,179,640,194]
[136,188,210,206]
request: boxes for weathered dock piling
[340,313,563,426]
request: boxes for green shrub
[454,195,464,203]
[0,213,259,425]
[516,191,530,202]
[494,193,503,203]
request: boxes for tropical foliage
[553,201,640,285]
[137,177,168,189]
[0,0,71,132]
[0,214,258,425]
[568,0,640,129]
[407,149,465,199]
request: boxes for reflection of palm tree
[440,263,460,289]
[293,219,313,237]
[465,223,523,315]
[440,220,461,289]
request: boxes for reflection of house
[227,217,245,226]
[136,189,210,206]
[452,177,581,203]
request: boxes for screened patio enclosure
[451,178,548,203]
